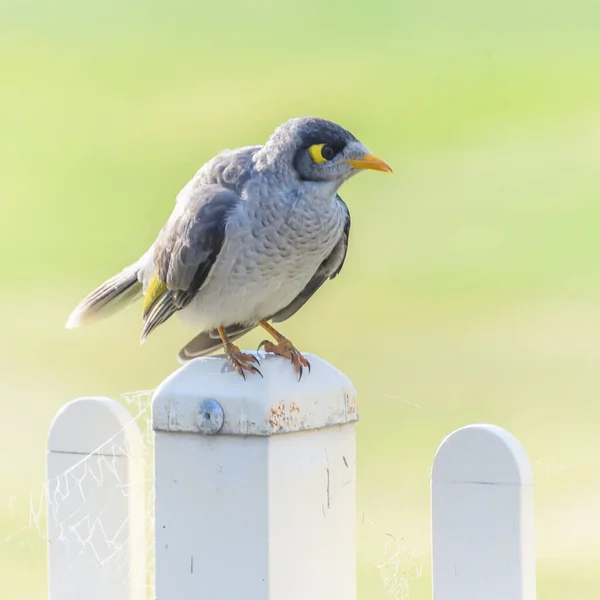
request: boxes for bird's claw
[258,338,310,381]
[226,345,262,379]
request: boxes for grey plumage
[178,199,350,360]
[66,116,391,371]
[269,198,350,323]
[65,266,142,327]
[178,325,253,361]
[141,184,241,340]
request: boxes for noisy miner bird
[66,117,392,378]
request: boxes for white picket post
[47,397,146,600]
[431,424,536,600]
[152,352,358,600]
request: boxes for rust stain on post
[344,391,357,417]
[267,400,303,432]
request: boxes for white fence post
[47,397,146,600]
[431,424,536,600]
[152,352,358,600]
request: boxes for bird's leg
[257,321,310,380]
[217,326,262,380]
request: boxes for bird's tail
[66,265,143,329]
[178,325,254,362]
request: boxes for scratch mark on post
[324,450,331,510]
[329,479,352,503]
[190,555,194,574]
[343,456,349,468]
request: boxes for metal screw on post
[195,399,224,434]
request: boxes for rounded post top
[152,352,357,435]
[48,396,144,456]
[432,424,533,486]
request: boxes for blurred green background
[2,0,600,597]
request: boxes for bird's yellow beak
[348,154,393,173]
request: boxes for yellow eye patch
[308,144,327,163]
[308,143,336,163]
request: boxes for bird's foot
[258,337,310,380]
[225,344,262,380]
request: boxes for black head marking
[292,117,356,153]
[277,118,358,181]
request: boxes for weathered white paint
[431,424,536,600]
[152,353,357,600]
[153,352,358,434]
[47,397,146,600]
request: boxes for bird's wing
[141,183,241,341]
[270,196,351,323]
[183,145,260,198]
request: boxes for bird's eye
[321,145,336,160]
[308,143,337,163]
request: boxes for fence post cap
[432,424,533,485]
[47,396,143,456]
[152,352,357,435]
